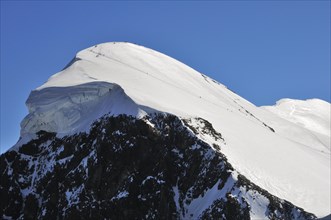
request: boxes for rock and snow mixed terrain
[1,42,330,219]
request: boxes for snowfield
[17,42,330,217]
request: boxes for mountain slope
[1,114,316,219]
[3,42,330,217]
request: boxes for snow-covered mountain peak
[17,42,330,217]
[275,98,330,112]
[38,42,207,90]
[263,98,330,137]
[31,41,243,136]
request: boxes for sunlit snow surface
[262,98,330,153]
[19,42,330,217]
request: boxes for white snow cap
[21,42,330,217]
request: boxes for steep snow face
[20,42,330,216]
[21,82,147,136]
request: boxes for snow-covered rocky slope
[1,114,317,219]
[3,42,330,218]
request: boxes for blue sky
[1,1,330,153]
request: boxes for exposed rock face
[0,114,316,219]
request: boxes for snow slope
[19,42,330,217]
[261,98,330,153]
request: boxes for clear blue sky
[1,1,330,153]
